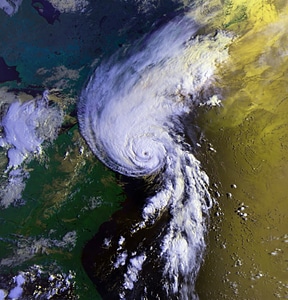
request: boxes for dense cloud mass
[78,15,232,298]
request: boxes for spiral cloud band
[79,15,232,299]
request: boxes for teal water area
[0,0,182,92]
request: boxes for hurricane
[78,14,232,299]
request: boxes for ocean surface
[0,0,287,299]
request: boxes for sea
[0,0,287,299]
